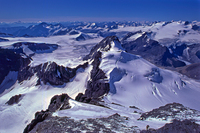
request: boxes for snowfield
[0,21,200,133]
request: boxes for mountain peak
[83,36,122,60]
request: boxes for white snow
[0,21,200,133]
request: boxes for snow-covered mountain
[0,21,200,133]
[13,22,70,37]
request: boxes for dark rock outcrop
[181,43,200,63]
[83,36,118,60]
[121,30,142,43]
[12,42,59,54]
[144,68,163,83]
[169,43,200,64]
[48,94,71,112]
[0,37,9,42]
[76,34,86,41]
[75,33,92,41]
[6,94,24,105]
[192,25,199,31]
[138,103,200,121]
[0,48,31,93]
[76,51,109,104]
[177,63,200,80]
[184,21,190,25]
[23,110,51,133]
[76,36,121,104]
[18,61,88,86]
[122,32,186,68]
[140,119,200,133]
[24,93,71,133]
[69,30,79,35]
[28,113,139,133]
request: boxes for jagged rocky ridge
[121,31,200,80]
[169,43,200,63]
[18,61,88,85]
[19,35,200,132]
[5,94,24,105]
[141,119,200,133]
[138,102,200,121]
[75,36,119,104]
[121,32,186,68]
[0,48,31,93]
[28,113,139,133]
[12,42,59,54]
[23,93,71,133]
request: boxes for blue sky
[0,0,200,22]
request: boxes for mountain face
[0,37,9,42]
[0,26,26,34]
[0,21,200,133]
[0,48,31,94]
[13,22,68,37]
[12,42,59,55]
[122,32,186,68]
[18,61,88,86]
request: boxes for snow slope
[0,21,200,133]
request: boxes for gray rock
[177,63,200,80]
[75,36,123,104]
[24,93,71,133]
[138,103,200,121]
[29,113,139,133]
[144,68,163,83]
[0,48,31,94]
[48,94,71,112]
[140,119,200,133]
[122,32,186,68]
[0,37,9,42]
[6,94,24,105]
[18,61,88,86]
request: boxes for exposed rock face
[122,32,186,68]
[0,48,31,87]
[75,33,92,41]
[170,43,200,64]
[6,94,24,105]
[23,110,51,133]
[76,51,109,104]
[192,24,199,31]
[24,94,71,133]
[177,63,200,80]
[138,103,200,121]
[0,37,9,42]
[144,68,163,83]
[48,94,71,112]
[121,30,142,43]
[69,30,79,35]
[28,113,139,133]
[75,36,120,104]
[12,42,59,54]
[76,34,86,41]
[18,61,88,86]
[182,43,200,63]
[141,119,200,133]
[83,36,118,60]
